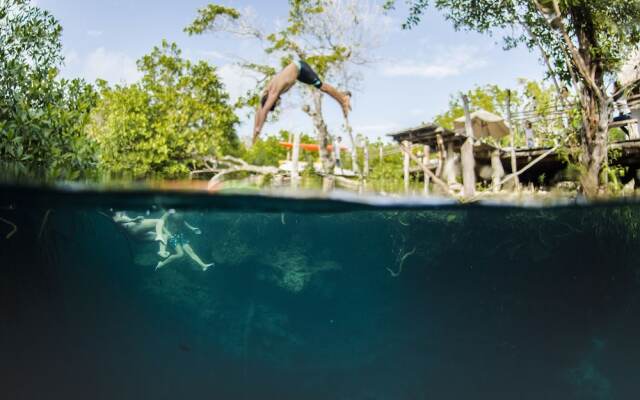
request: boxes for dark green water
[2,186,640,399]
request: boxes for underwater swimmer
[253,60,352,143]
[155,211,214,272]
[112,212,160,242]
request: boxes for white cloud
[61,48,141,84]
[64,50,80,68]
[217,63,261,102]
[381,45,489,79]
[198,50,232,62]
[84,48,141,84]
[87,30,103,37]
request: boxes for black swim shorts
[296,60,323,89]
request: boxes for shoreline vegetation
[1,1,639,201]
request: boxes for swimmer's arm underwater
[184,221,202,235]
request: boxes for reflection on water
[1,185,640,399]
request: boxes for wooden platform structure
[389,120,640,185]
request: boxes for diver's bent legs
[183,243,215,271]
[319,83,351,117]
[155,245,185,271]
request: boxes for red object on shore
[279,142,347,152]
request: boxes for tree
[185,0,386,172]
[0,0,98,179]
[88,41,240,179]
[386,0,640,196]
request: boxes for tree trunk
[304,92,334,174]
[579,93,610,196]
[567,6,609,197]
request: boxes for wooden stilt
[461,95,476,198]
[403,141,411,193]
[491,149,504,192]
[423,145,431,194]
[506,90,520,191]
[291,131,301,185]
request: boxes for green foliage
[243,130,316,167]
[244,135,289,167]
[88,41,239,179]
[0,0,98,179]
[368,142,404,181]
[603,148,628,193]
[184,4,240,36]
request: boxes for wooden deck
[405,139,640,183]
[390,118,640,183]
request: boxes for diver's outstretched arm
[183,243,215,271]
[253,91,279,143]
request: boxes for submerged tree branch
[0,217,17,239]
[387,247,417,278]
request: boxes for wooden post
[506,90,520,191]
[352,149,360,175]
[461,95,476,197]
[403,141,411,193]
[423,145,431,195]
[445,142,457,186]
[436,134,446,178]
[399,144,451,195]
[491,149,504,192]
[364,139,370,178]
[291,131,301,184]
[286,131,292,161]
[344,121,359,175]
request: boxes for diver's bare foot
[155,262,165,271]
[202,263,215,272]
[341,93,352,117]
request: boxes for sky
[36,0,546,143]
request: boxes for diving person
[253,60,352,143]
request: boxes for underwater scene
[2,186,640,400]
